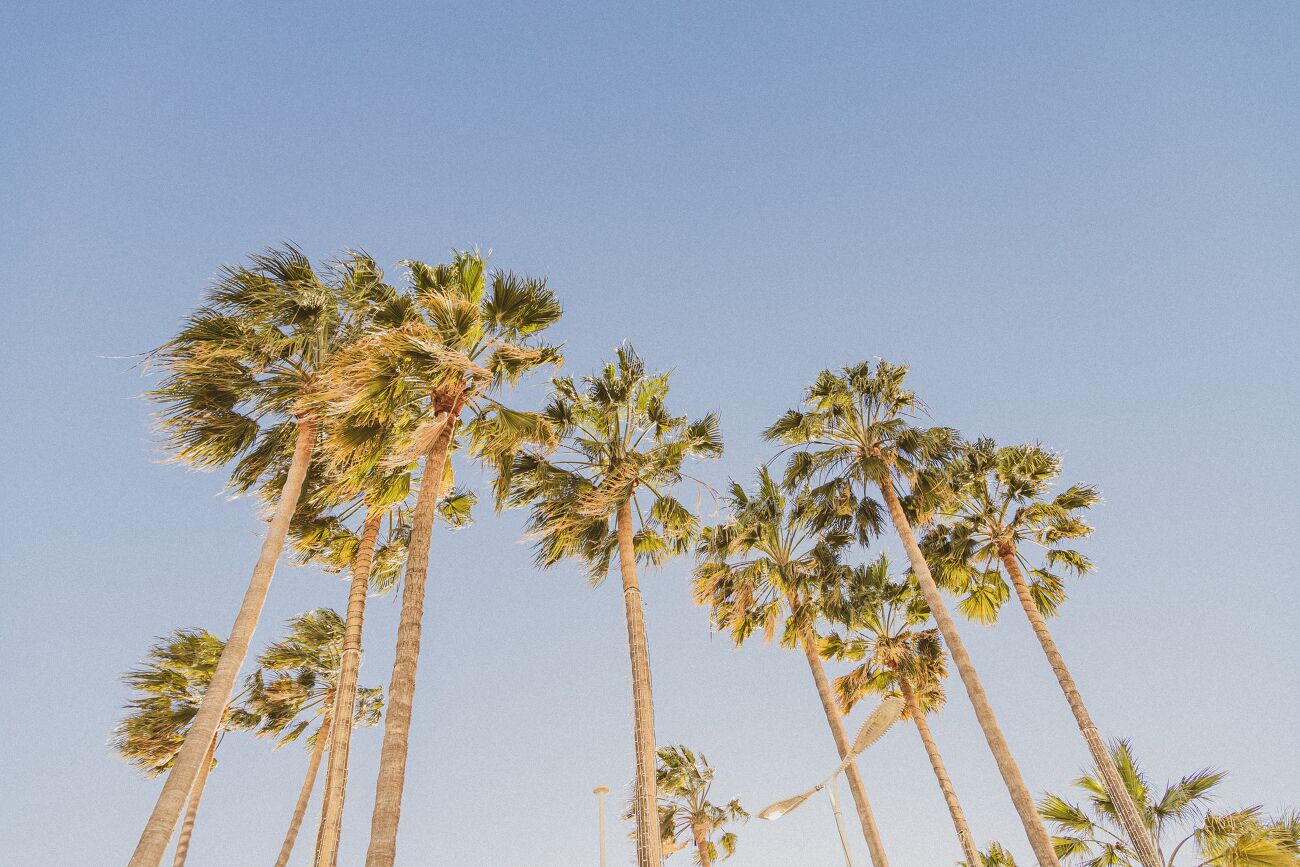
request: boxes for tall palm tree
[503,345,723,867]
[325,251,563,866]
[651,746,747,866]
[926,439,1162,867]
[113,629,259,866]
[1041,741,1300,866]
[132,246,389,866]
[765,360,1061,866]
[243,609,383,867]
[822,555,982,867]
[692,466,892,866]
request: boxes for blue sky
[2,3,1297,865]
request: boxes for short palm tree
[325,250,563,867]
[926,439,1162,867]
[651,746,747,866]
[692,466,892,867]
[960,842,1021,866]
[133,246,390,866]
[765,360,1060,866]
[113,629,257,866]
[503,345,722,867]
[242,609,383,867]
[822,555,982,867]
[1040,741,1300,866]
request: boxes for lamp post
[593,785,609,867]
[758,697,904,867]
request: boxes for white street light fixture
[593,785,609,867]
[757,697,905,866]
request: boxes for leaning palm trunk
[365,403,459,867]
[801,627,890,867]
[132,418,319,867]
[172,732,218,866]
[616,499,665,867]
[999,550,1161,867]
[314,510,384,867]
[877,477,1060,867]
[897,677,981,867]
[275,710,333,867]
[691,821,712,867]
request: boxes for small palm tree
[651,746,747,866]
[504,345,722,867]
[692,466,891,866]
[765,360,1060,866]
[926,439,1162,867]
[242,609,383,867]
[325,250,563,867]
[822,555,982,867]
[133,247,390,866]
[959,842,1020,866]
[113,629,257,866]
[1041,741,1300,866]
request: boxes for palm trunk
[692,821,712,867]
[131,417,318,867]
[314,510,384,867]
[365,403,459,867]
[171,732,218,867]
[898,677,981,867]
[616,498,665,867]
[275,711,333,867]
[999,550,1161,867]
[877,477,1060,867]
[800,627,890,867]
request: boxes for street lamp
[593,785,609,867]
[757,697,905,866]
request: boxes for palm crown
[148,246,392,483]
[651,745,747,865]
[821,556,948,716]
[504,345,723,579]
[113,629,252,776]
[693,465,849,648]
[924,439,1099,622]
[242,609,383,748]
[1040,741,1300,866]
[764,360,957,535]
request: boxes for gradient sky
[3,3,1298,865]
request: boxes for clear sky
[2,3,1297,865]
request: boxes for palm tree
[1041,741,1300,866]
[822,555,982,867]
[765,360,1060,866]
[325,250,563,866]
[692,466,892,866]
[960,842,1020,866]
[242,609,383,867]
[132,246,389,866]
[651,746,747,866]
[113,629,259,866]
[503,345,723,867]
[926,439,1163,867]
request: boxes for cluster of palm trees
[119,244,1293,866]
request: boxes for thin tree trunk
[692,820,712,867]
[898,677,981,867]
[800,627,890,867]
[314,510,383,867]
[877,477,1060,867]
[172,732,218,867]
[999,550,1161,867]
[617,498,665,867]
[276,712,333,867]
[131,417,318,867]
[365,402,459,867]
